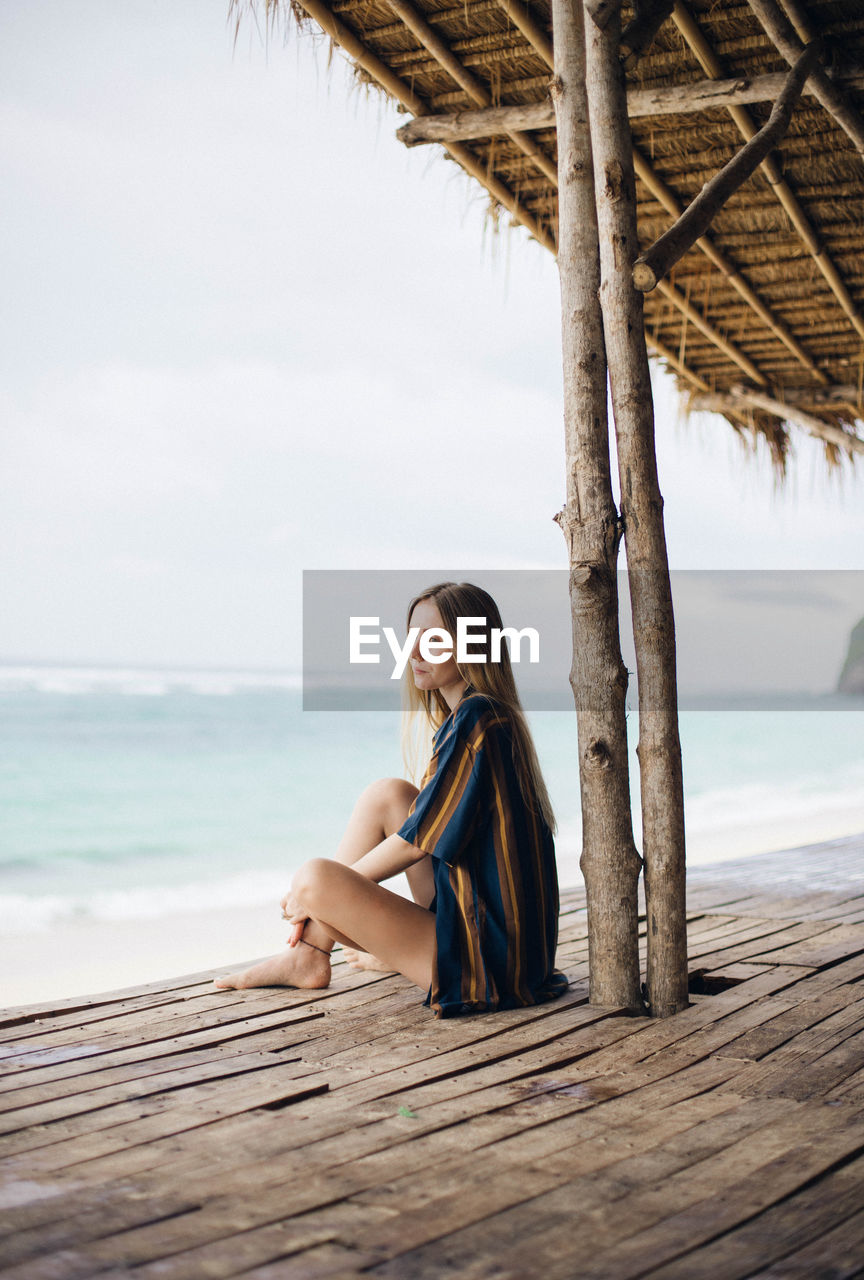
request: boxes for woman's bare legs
[214,860,436,991]
[215,777,433,990]
[336,778,436,972]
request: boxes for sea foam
[0,665,302,697]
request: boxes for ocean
[1,663,863,940]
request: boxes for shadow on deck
[1,835,864,1278]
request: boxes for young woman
[216,582,568,1017]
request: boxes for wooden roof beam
[496,0,553,67]
[293,0,557,253]
[488,0,822,385]
[386,0,558,185]
[654,278,767,385]
[690,388,864,455]
[646,335,709,390]
[633,43,819,292]
[672,0,864,344]
[780,384,864,405]
[396,65,864,141]
[747,0,864,161]
[385,0,782,390]
[631,156,826,384]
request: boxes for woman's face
[408,597,465,705]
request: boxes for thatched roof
[241,0,864,468]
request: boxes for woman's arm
[351,832,429,884]
[281,834,429,946]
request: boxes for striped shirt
[398,691,569,1018]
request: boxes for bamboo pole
[387,0,558,184]
[489,0,813,389]
[632,42,819,292]
[653,279,766,386]
[584,0,689,1018]
[672,0,864,344]
[294,0,557,252]
[550,0,642,1010]
[631,154,827,384]
[619,0,675,69]
[396,66,864,144]
[746,0,864,160]
[690,390,864,455]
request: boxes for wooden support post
[550,0,642,1010]
[584,0,689,1017]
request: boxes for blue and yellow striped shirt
[398,692,569,1018]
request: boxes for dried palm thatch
[233,0,864,473]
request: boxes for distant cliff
[838,616,864,695]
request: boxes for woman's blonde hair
[400,581,556,834]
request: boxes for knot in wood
[549,74,563,102]
[604,160,626,203]
[585,739,612,770]
[571,565,595,588]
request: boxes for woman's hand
[280,891,308,948]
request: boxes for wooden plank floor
[2,833,864,1279]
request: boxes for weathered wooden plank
[0,1063,741,1271]
[746,923,864,968]
[0,1049,309,1136]
[0,1065,330,1161]
[686,920,850,972]
[4,860,864,1280]
[720,1001,864,1098]
[750,1205,864,1279]
[0,974,405,1094]
[714,990,859,1062]
[0,1050,740,1257]
[360,1103,864,1277]
[9,1001,626,1176]
[0,1006,327,1100]
[633,1152,864,1278]
[0,1088,786,1275]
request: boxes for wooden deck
[2,835,864,1279]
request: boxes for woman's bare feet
[342,947,394,974]
[214,941,331,991]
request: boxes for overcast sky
[2,0,862,670]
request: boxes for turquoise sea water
[1,664,862,935]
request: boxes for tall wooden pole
[551,0,642,1010]
[583,0,689,1016]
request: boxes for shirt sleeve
[397,722,488,866]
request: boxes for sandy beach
[5,808,863,1011]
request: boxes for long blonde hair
[400,581,556,834]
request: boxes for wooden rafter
[386,0,557,185]
[631,154,827,384]
[654,278,766,384]
[396,65,864,141]
[746,0,864,161]
[672,0,864,344]
[293,0,557,252]
[632,43,819,293]
[491,0,822,387]
[293,0,859,414]
[690,388,864,454]
[384,0,794,391]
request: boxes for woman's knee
[292,857,334,912]
[357,777,419,832]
